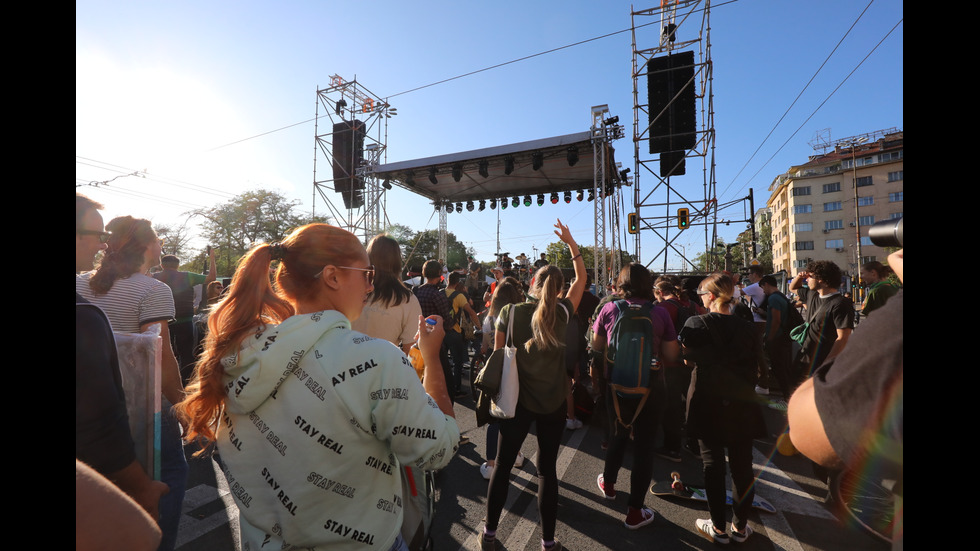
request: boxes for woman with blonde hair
[482,220,585,551]
[75,215,186,551]
[178,223,459,551]
[679,272,766,544]
[352,233,423,355]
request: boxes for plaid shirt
[414,283,452,330]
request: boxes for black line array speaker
[332,120,366,209]
[660,150,686,177]
[647,51,696,155]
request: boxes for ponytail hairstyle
[88,216,157,295]
[699,272,736,312]
[178,223,363,448]
[525,265,565,352]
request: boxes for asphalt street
[174,384,889,551]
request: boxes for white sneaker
[480,462,493,480]
[515,452,525,469]
[565,418,583,430]
[731,523,754,543]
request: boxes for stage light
[452,163,463,182]
[479,200,486,211]
[428,167,438,185]
[532,152,543,171]
[576,190,584,202]
[500,198,507,210]
[549,193,558,205]
[604,115,619,126]
[382,179,392,190]
[512,197,520,208]
[445,202,454,213]
[466,201,474,212]
[490,198,497,209]
[456,202,463,213]
[525,195,533,207]
[619,168,631,183]
[566,146,579,167]
[504,156,515,175]
[564,191,572,204]
[335,98,347,116]
[588,189,595,201]
[478,160,489,178]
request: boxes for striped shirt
[76,272,175,333]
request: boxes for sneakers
[565,418,584,430]
[731,523,754,543]
[480,462,493,480]
[754,385,769,396]
[624,506,655,530]
[515,452,525,469]
[655,447,682,463]
[696,518,730,544]
[596,474,616,499]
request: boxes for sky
[76,0,903,271]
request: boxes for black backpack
[665,298,696,333]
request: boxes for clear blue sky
[76,0,903,270]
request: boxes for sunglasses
[78,230,111,244]
[314,264,375,285]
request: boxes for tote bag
[490,306,519,419]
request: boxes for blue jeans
[158,406,188,551]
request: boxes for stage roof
[370,131,622,205]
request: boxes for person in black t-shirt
[788,260,854,376]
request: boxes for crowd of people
[76,191,902,550]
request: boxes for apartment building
[767,129,903,275]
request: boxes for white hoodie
[215,310,460,550]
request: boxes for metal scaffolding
[313,75,396,244]
[630,0,717,272]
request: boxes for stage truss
[313,75,396,243]
[631,0,718,272]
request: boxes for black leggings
[486,401,566,541]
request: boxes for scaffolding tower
[630,1,717,272]
[313,75,396,244]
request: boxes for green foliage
[187,189,330,276]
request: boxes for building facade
[767,129,903,276]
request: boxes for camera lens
[868,217,903,248]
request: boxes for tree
[154,217,195,262]
[188,189,329,276]
[397,229,473,273]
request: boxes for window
[856,176,873,187]
[823,182,841,193]
[824,201,842,212]
[858,196,874,206]
[889,192,903,202]
[860,236,873,246]
[793,204,812,214]
[889,212,903,220]
[824,220,844,230]
[861,256,877,264]
[859,215,876,226]
[878,151,902,162]
[793,222,813,232]
[793,241,814,251]
[792,186,811,196]
[826,239,844,249]
[888,171,903,182]
[857,156,875,167]
[793,259,810,269]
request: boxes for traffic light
[628,212,639,234]
[677,208,689,229]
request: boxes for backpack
[604,300,656,430]
[665,298,696,333]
